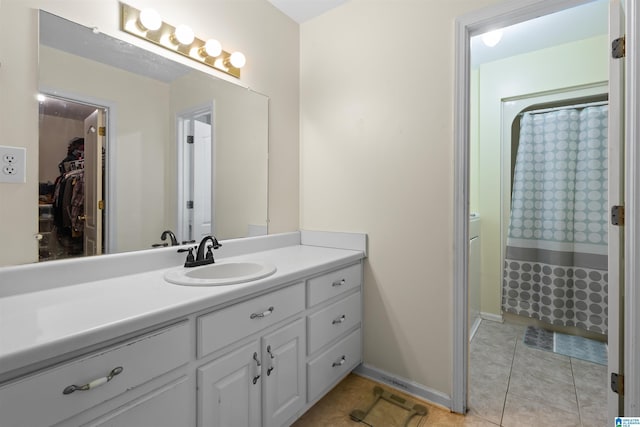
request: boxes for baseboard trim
[353,363,451,410]
[469,317,482,341]
[480,312,503,323]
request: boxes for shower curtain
[502,105,609,335]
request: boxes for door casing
[453,0,639,416]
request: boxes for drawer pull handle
[332,314,346,325]
[266,345,275,376]
[252,352,261,384]
[62,366,123,395]
[250,306,274,319]
[332,279,346,287]
[332,356,346,368]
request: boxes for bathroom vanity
[0,231,366,427]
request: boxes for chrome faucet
[179,235,222,268]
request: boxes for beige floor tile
[295,320,607,427]
[293,373,465,427]
[501,391,581,427]
[571,358,607,427]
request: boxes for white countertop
[0,237,365,380]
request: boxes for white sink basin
[164,261,277,286]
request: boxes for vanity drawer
[307,328,361,403]
[197,282,305,358]
[0,322,190,427]
[307,291,361,355]
[307,263,361,307]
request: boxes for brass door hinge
[612,36,626,59]
[98,126,106,136]
[611,372,624,395]
[611,205,625,226]
[98,200,104,210]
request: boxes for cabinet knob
[332,279,346,287]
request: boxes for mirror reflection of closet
[38,95,107,262]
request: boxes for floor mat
[523,326,607,365]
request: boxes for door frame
[624,0,640,414]
[38,87,115,253]
[452,0,639,416]
[175,103,215,244]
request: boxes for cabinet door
[198,341,261,427]
[262,319,306,427]
[79,377,191,427]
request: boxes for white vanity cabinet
[196,261,363,427]
[0,257,363,427]
[304,263,363,404]
[0,322,191,427]
[196,284,306,427]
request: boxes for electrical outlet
[0,145,26,183]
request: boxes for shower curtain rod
[519,100,608,116]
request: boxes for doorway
[452,0,632,421]
[177,105,214,244]
[38,94,107,261]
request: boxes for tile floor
[468,320,608,427]
[294,319,608,426]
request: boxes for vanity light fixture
[227,52,246,69]
[171,24,195,45]
[138,8,161,31]
[120,2,245,78]
[199,39,222,58]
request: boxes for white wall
[170,72,269,240]
[39,115,83,183]
[473,35,608,317]
[300,0,503,398]
[0,0,299,266]
[39,45,171,253]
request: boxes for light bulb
[174,25,195,45]
[229,52,246,68]
[482,29,503,47]
[200,39,222,57]
[139,9,161,31]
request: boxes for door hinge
[611,205,625,226]
[186,200,194,209]
[187,135,194,144]
[98,126,106,136]
[611,372,624,395]
[98,200,104,210]
[612,36,626,59]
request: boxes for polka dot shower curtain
[502,105,609,335]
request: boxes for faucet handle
[177,247,196,265]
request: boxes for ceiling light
[482,29,503,47]
[138,8,162,31]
